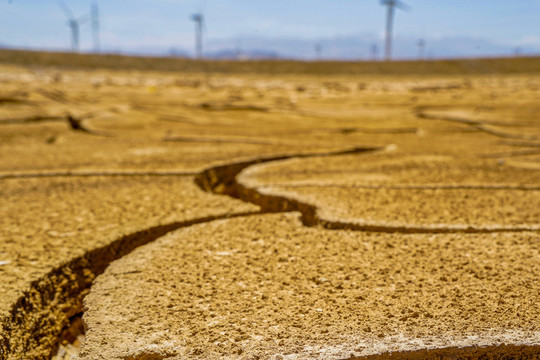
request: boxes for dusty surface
[0,57,539,359]
[80,214,539,359]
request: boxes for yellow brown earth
[0,50,539,360]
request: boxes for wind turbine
[315,44,322,60]
[190,12,204,59]
[381,0,409,61]
[58,1,89,53]
[91,1,100,52]
[417,39,425,59]
[370,43,379,60]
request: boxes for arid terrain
[0,50,539,359]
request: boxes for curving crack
[0,96,27,105]
[257,183,540,191]
[0,115,65,125]
[499,140,540,149]
[415,107,539,141]
[335,126,419,135]
[3,145,539,360]
[483,149,540,158]
[477,124,539,140]
[194,146,379,226]
[0,113,112,137]
[195,150,540,234]
[285,110,420,135]
[197,101,269,112]
[163,135,277,145]
[409,83,466,93]
[347,344,540,360]
[1,212,258,360]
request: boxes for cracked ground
[0,58,539,360]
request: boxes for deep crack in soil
[2,146,371,360]
[1,212,258,360]
[3,145,539,360]
[196,151,540,234]
[195,146,378,227]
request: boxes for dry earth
[80,213,539,360]
[0,57,539,360]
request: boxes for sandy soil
[0,60,539,359]
[80,213,539,359]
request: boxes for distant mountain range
[8,34,536,60]
[202,34,539,60]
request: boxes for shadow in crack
[3,212,259,360]
[345,344,540,360]
[195,147,540,233]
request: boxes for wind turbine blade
[92,1,99,23]
[200,0,208,15]
[395,0,411,11]
[91,0,100,52]
[58,1,74,20]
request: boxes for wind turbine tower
[191,13,204,59]
[315,44,322,60]
[58,1,88,53]
[381,0,409,61]
[370,43,379,60]
[417,39,425,59]
[91,1,100,52]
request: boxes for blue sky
[0,0,539,59]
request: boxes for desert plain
[0,51,539,359]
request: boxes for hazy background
[0,0,539,60]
